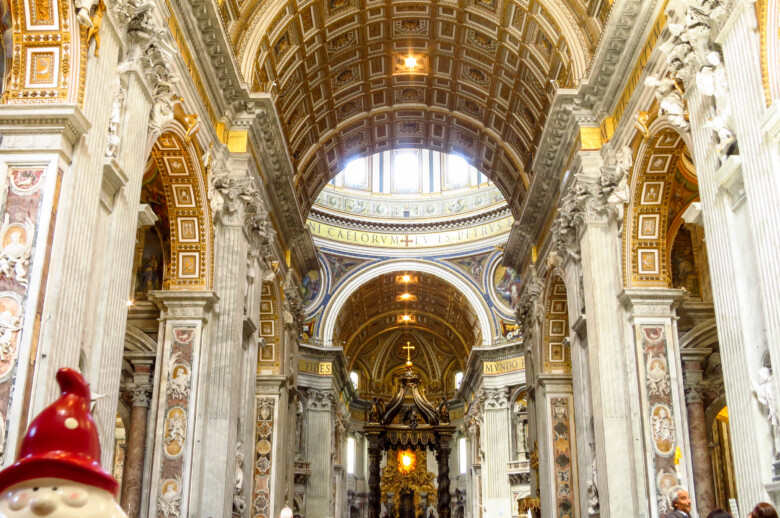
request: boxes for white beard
[0,478,127,518]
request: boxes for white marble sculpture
[74,0,98,27]
[645,75,689,131]
[753,367,780,458]
[0,310,20,362]
[0,216,33,287]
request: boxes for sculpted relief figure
[0,217,34,287]
[0,310,21,362]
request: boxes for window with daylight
[350,371,359,390]
[455,371,463,390]
[445,154,469,189]
[347,437,356,474]
[343,157,369,190]
[392,150,421,193]
[459,437,467,474]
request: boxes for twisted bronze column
[368,435,382,518]
[437,441,452,518]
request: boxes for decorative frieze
[638,326,680,516]
[550,397,575,518]
[253,397,276,518]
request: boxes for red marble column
[684,361,716,517]
[121,385,152,518]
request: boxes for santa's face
[0,479,126,518]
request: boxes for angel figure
[645,75,689,130]
[167,352,191,400]
[647,356,670,396]
[157,476,182,518]
[165,413,186,448]
[0,310,21,361]
[233,442,246,513]
[0,215,34,287]
[74,0,98,27]
[608,146,632,226]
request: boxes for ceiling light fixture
[401,315,411,321]
[400,293,411,300]
[402,274,411,282]
[405,56,418,69]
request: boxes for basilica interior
[0,0,778,516]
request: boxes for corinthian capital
[208,175,264,227]
[482,387,509,410]
[123,383,153,407]
[307,389,334,411]
[515,265,544,330]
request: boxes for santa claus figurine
[0,368,127,517]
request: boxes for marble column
[306,389,335,517]
[682,351,717,517]
[718,0,780,436]
[121,383,152,518]
[686,76,773,508]
[146,290,217,518]
[481,387,512,515]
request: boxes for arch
[124,325,157,353]
[542,274,570,373]
[321,259,494,347]
[623,121,698,288]
[141,127,213,290]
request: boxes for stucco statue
[753,366,780,458]
[233,443,246,514]
[74,0,98,27]
[587,457,599,515]
[0,216,34,287]
[645,75,689,131]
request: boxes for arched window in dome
[350,371,359,390]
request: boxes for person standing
[666,487,692,518]
[749,503,779,518]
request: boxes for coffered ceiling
[232,0,608,215]
[332,270,482,358]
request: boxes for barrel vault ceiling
[332,270,481,359]
[230,0,608,216]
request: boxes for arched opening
[624,125,700,289]
[133,129,212,300]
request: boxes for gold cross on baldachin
[403,341,415,362]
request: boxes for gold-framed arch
[2,0,86,104]
[542,273,569,373]
[143,125,213,290]
[623,121,699,288]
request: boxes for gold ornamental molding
[3,0,86,105]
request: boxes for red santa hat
[0,368,119,496]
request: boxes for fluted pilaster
[306,389,335,516]
[687,80,772,506]
[481,387,512,515]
